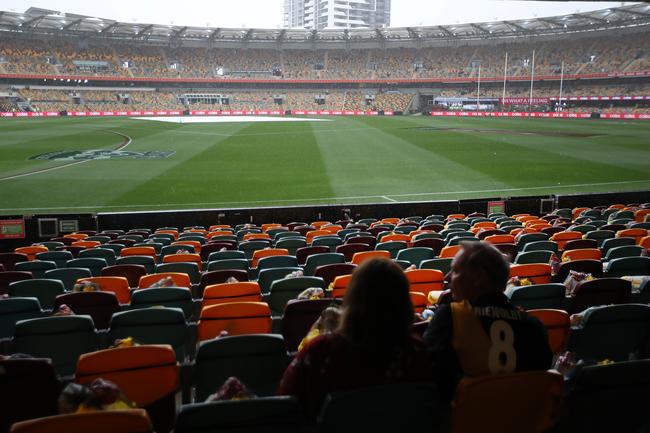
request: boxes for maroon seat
[0,271,33,296]
[0,253,29,272]
[0,358,61,433]
[599,224,627,232]
[570,277,632,314]
[563,239,598,251]
[494,243,517,262]
[55,246,86,258]
[313,263,357,287]
[0,264,4,272]
[292,225,316,237]
[411,238,445,256]
[296,246,329,266]
[201,243,235,261]
[53,291,121,329]
[419,223,444,233]
[197,270,249,298]
[476,229,506,240]
[554,259,604,284]
[335,243,371,262]
[287,222,308,231]
[367,226,391,237]
[109,238,136,247]
[346,235,377,249]
[541,226,566,237]
[50,237,74,246]
[205,241,237,251]
[281,299,337,353]
[101,264,147,287]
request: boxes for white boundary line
[1,179,648,212]
[0,131,132,182]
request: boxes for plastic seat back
[351,250,390,266]
[53,291,120,329]
[138,272,191,289]
[0,297,44,339]
[527,309,570,354]
[8,279,65,310]
[203,282,262,308]
[507,283,566,311]
[129,287,194,320]
[396,247,436,267]
[570,278,632,314]
[509,263,552,285]
[198,302,272,341]
[267,276,326,315]
[101,264,147,287]
[281,299,335,353]
[77,276,132,304]
[404,269,445,296]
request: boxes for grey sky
[1,1,633,28]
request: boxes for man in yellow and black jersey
[423,241,553,402]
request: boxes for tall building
[284,0,390,29]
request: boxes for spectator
[278,258,431,417]
[423,241,552,402]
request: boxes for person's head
[338,258,413,351]
[448,241,510,302]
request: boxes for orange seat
[528,223,553,231]
[208,225,232,232]
[409,230,434,240]
[517,215,539,224]
[330,274,352,298]
[572,207,590,220]
[242,233,271,242]
[155,229,179,240]
[261,223,282,232]
[523,219,546,227]
[77,276,131,303]
[310,221,332,229]
[410,292,427,314]
[75,345,178,408]
[509,263,552,284]
[405,269,445,296]
[439,245,461,259]
[526,309,570,355]
[472,221,497,230]
[381,234,411,243]
[198,302,272,341]
[162,253,202,270]
[616,228,648,245]
[607,204,626,210]
[120,247,157,261]
[306,230,331,245]
[549,231,583,250]
[64,233,88,241]
[9,409,153,433]
[321,225,343,235]
[351,250,391,265]
[251,248,289,268]
[381,217,401,225]
[185,229,208,236]
[14,246,49,261]
[446,214,465,221]
[138,272,191,289]
[172,240,202,254]
[634,209,650,222]
[511,214,530,219]
[203,282,262,307]
[561,248,602,262]
[208,230,234,239]
[71,241,101,249]
[485,234,516,245]
[639,236,650,249]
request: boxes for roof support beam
[502,21,527,32]
[437,26,455,38]
[136,24,153,37]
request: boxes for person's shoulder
[301,332,346,353]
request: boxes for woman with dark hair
[278,258,431,417]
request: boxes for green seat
[568,304,650,362]
[239,241,270,260]
[554,208,572,219]
[12,315,98,376]
[336,228,360,240]
[8,279,65,310]
[312,236,343,252]
[393,260,412,270]
[393,226,417,235]
[161,245,196,256]
[580,209,603,219]
[78,248,117,266]
[601,237,636,256]
[275,238,307,256]
[156,262,201,284]
[609,210,635,222]
[507,283,566,310]
[446,236,480,246]
[412,232,442,241]
[267,276,326,316]
[66,258,108,277]
[605,257,650,278]
[207,250,246,262]
[629,222,650,230]
[438,228,465,239]
[521,241,559,254]
[375,241,408,259]
[85,235,111,243]
[446,221,470,230]
[209,235,238,243]
[14,260,57,279]
[43,268,92,291]
[193,335,290,401]
[514,250,554,265]
[101,244,125,255]
[274,231,306,241]
[266,228,289,239]
[253,256,299,280]
[35,251,73,268]
[396,247,436,267]
[516,233,550,251]
[0,297,44,339]
[207,258,250,273]
[257,267,303,294]
[130,287,195,320]
[39,241,65,250]
[420,258,452,274]
[303,253,345,276]
[571,225,597,235]
[108,307,192,362]
[178,235,206,244]
[584,230,615,247]
[115,256,156,274]
[604,246,643,262]
[175,396,305,433]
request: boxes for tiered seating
[1,202,650,432]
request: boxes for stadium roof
[0,3,648,44]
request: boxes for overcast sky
[1,1,633,28]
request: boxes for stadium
[0,1,649,432]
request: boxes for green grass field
[0,115,649,214]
